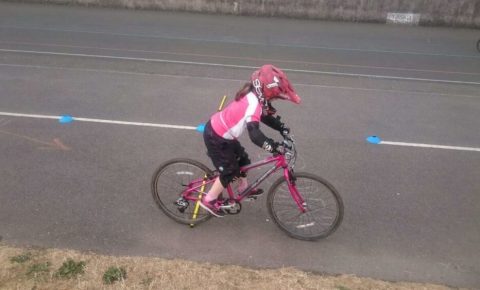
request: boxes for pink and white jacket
[210,92,262,140]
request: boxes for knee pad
[237,151,251,168]
[219,166,240,188]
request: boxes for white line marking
[2,40,479,76]
[2,48,480,86]
[2,25,480,59]
[1,63,479,99]
[0,112,196,130]
[0,112,59,120]
[2,112,479,152]
[380,141,480,152]
[0,48,254,68]
[73,117,196,130]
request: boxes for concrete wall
[7,0,480,28]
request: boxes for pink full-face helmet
[251,64,301,106]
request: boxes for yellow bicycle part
[190,95,227,227]
[189,176,207,227]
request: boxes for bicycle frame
[182,152,306,213]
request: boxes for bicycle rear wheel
[151,158,213,225]
[267,172,344,241]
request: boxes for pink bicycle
[151,135,344,240]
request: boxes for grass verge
[0,243,462,290]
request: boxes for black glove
[262,138,278,153]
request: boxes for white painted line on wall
[0,112,197,130]
[380,141,480,152]
[386,13,421,25]
[2,48,480,86]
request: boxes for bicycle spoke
[268,173,343,240]
[152,159,213,225]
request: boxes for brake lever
[282,139,293,150]
[283,134,294,146]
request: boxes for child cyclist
[200,64,301,217]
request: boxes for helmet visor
[278,79,301,104]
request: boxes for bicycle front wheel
[267,172,344,241]
[151,158,213,225]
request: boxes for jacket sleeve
[260,101,284,132]
[260,114,283,132]
[247,121,273,148]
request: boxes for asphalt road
[1,2,479,288]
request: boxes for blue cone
[196,123,205,133]
[59,115,74,124]
[366,135,382,144]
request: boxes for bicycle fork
[284,169,306,213]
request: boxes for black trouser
[203,121,251,187]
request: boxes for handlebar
[274,135,297,168]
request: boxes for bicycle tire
[477,39,480,52]
[267,172,344,241]
[151,158,213,225]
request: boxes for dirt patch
[0,243,462,290]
